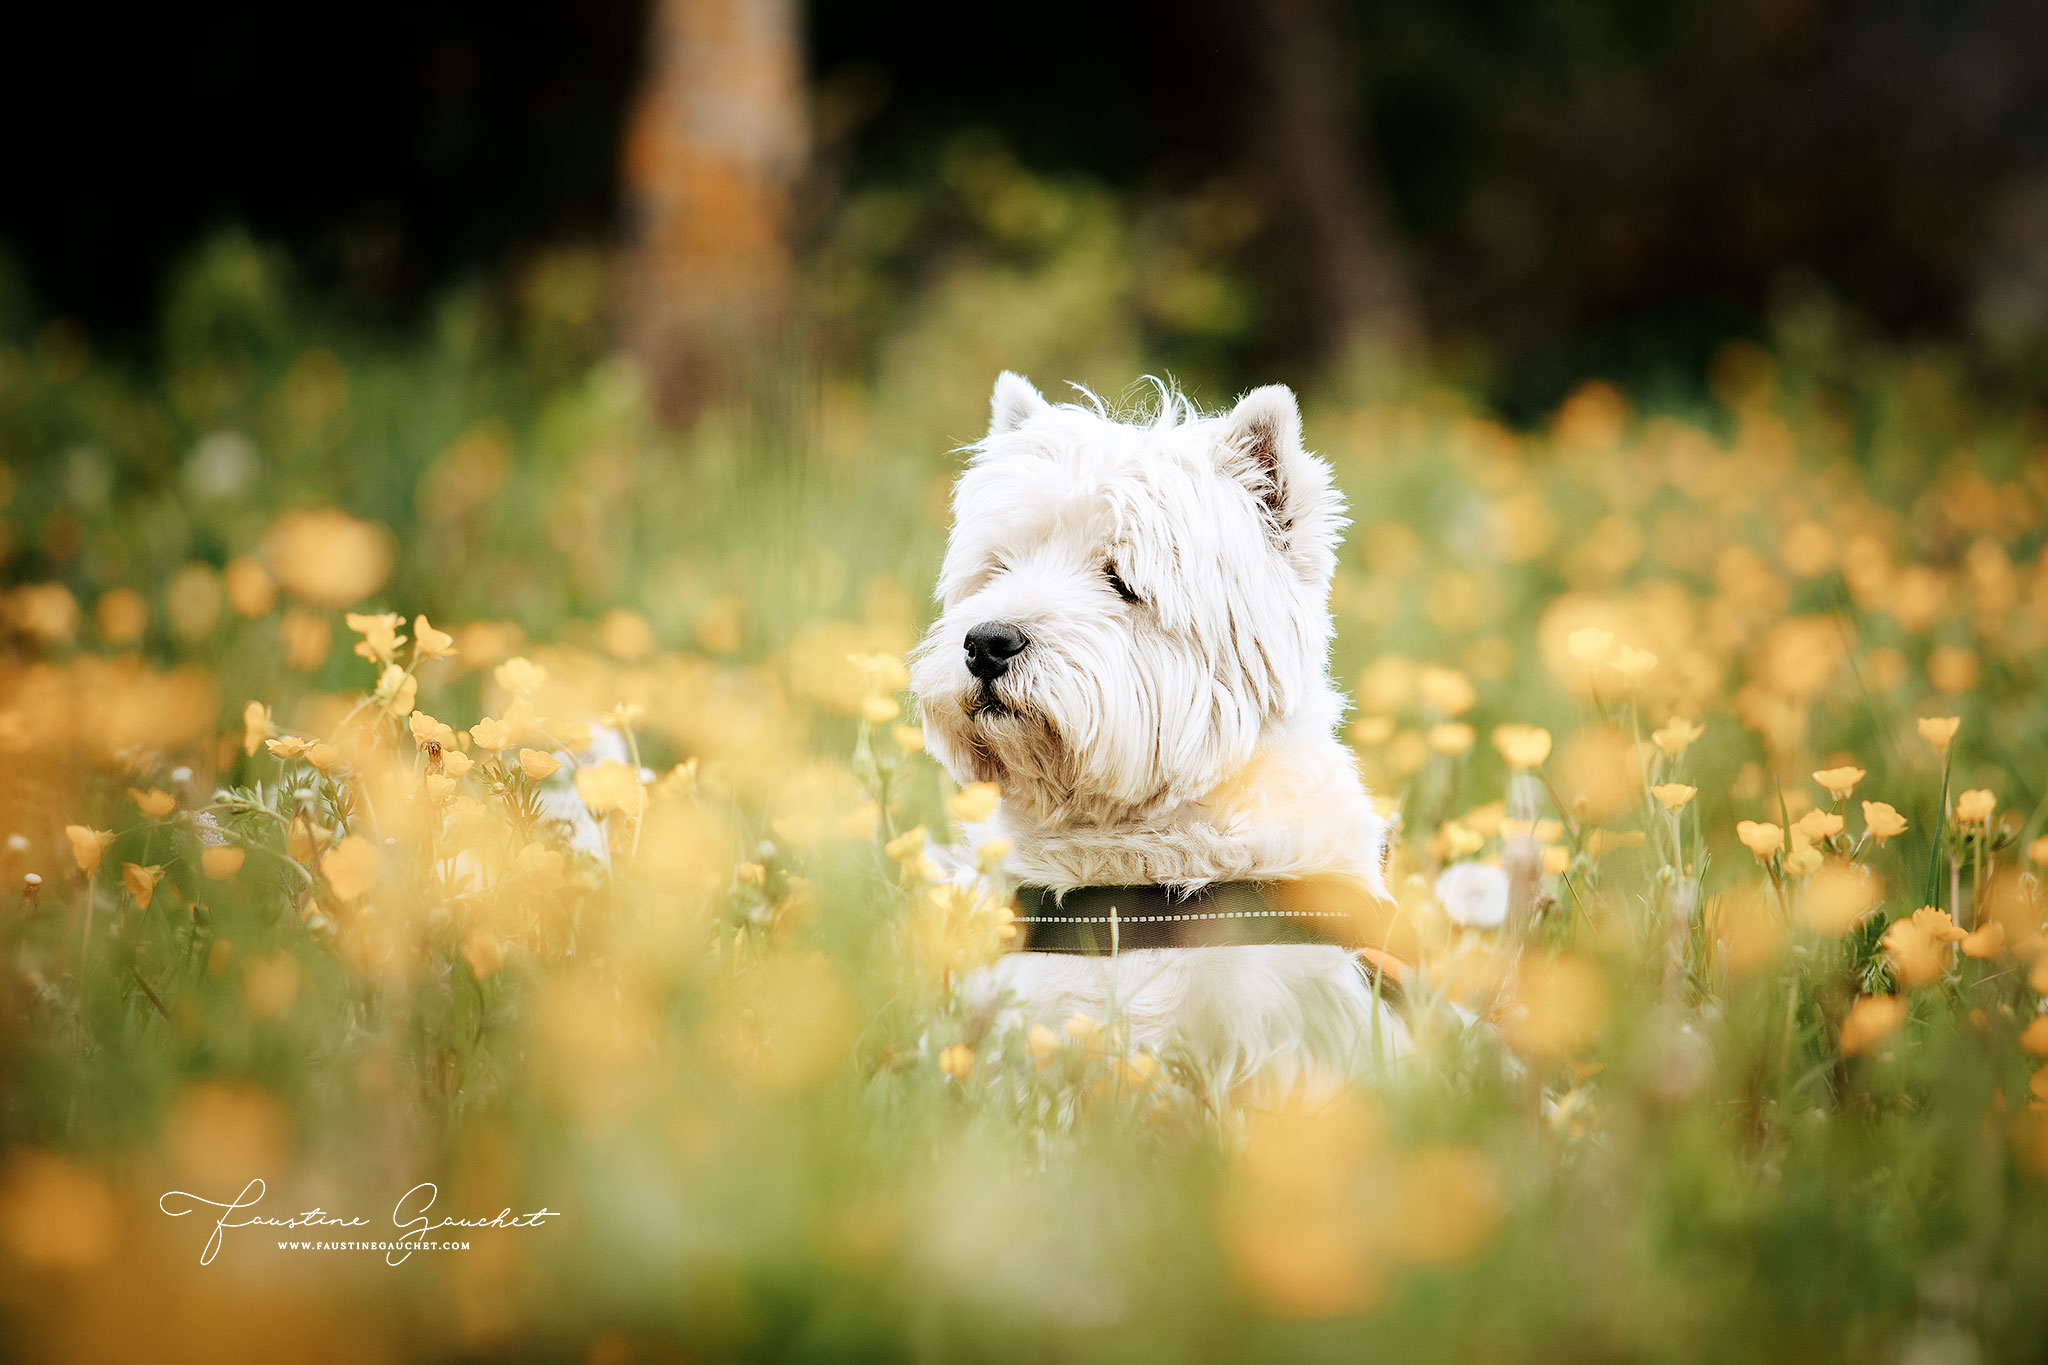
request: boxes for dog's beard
[966,679,1014,720]
[947,679,1068,794]
[915,635,1261,825]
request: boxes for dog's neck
[992,709,1389,898]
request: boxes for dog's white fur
[912,374,1409,1100]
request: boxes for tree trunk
[619,0,808,421]
[1232,0,1420,362]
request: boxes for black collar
[1013,882,1359,954]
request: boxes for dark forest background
[7,0,2048,416]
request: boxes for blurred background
[9,5,2048,1361]
[10,0,2048,418]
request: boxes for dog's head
[911,374,1347,824]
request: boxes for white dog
[910,373,1410,1102]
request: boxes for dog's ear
[1219,384,1343,579]
[988,371,1049,437]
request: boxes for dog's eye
[1104,564,1141,604]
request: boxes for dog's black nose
[963,621,1028,680]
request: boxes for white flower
[1435,862,1509,930]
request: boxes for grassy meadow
[4,206,2048,1362]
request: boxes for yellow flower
[1027,1024,1060,1069]
[1428,722,1476,756]
[1064,1013,1100,1043]
[1652,783,1696,810]
[263,508,392,605]
[320,836,383,902]
[122,862,165,910]
[8,582,79,643]
[938,1044,974,1079]
[1784,845,1824,878]
[1961,920,2006,960]
[1812,766,1865,800]
[735,862,766,885]
[891,724,925,752]
[65,826,114,875]
[1955,789,1996,825]
[1418,666,1476,716]
[1611,645,1658,682]
[1387,730,1429,774]
[494,656,548,695]
[346,611,406,663]
[408,711,457,750]
[598,609,655,661]
[883,825,928,863]
[463,929,505,979]
[860,695,901,725]
[441,750,473,779]
[1803,860,1878,936]
[1651,717,1704,756]
[266,737,310,760]
[413,614,456,661]
[500,697,545,747]
[305,743,342,773]
[1436,821,1485,857]
[1884,909,1958,988]
[2032,835,2048,866]
[224,556,277,616]
[1492,724,1553,769]
[424,774,458,803]
[947,782,1002,825]
[129,788,176,819]
[374,664,418,718]
[1861,801,1907,845]
[200,846,245,880]
[242,700,273,756]
[518,748,562,782]
[1350,715,1395,747]
[1542,845,1571,876]
[848,652,911,693]
[1928,645,1978,694]
[652,760,698,800]
[287,816,327,865]
[470,716,507,751]
[1911,907,1967,943]
[1794,809,1844,843]
[1567,627,1614,665]
[2021,1015,2048,1059]
[1917,715,1961,755]
[576,761,644,817]
[1839,996,1907,1056]
[94,588,148,643]
[1736,820,1783,862]
[1502,952,1611,1060]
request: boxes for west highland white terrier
[910,373,1410,1102]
